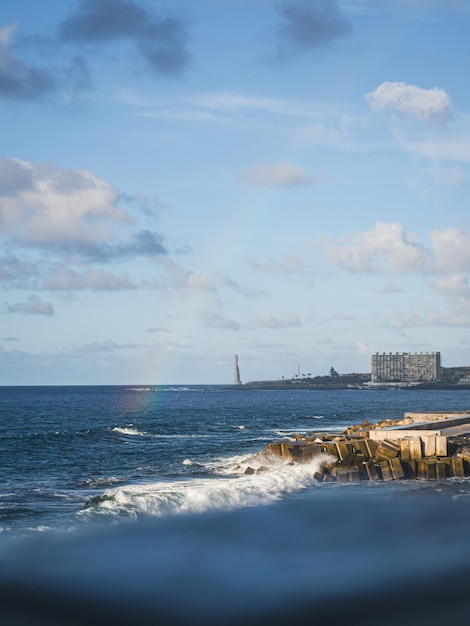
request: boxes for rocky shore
[260,411,470,483]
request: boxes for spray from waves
[79,453,332,523]
[112,427,148,437]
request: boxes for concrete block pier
[263,412,470,483]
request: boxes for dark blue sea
[2,385,470,536]
[2,385,470,625]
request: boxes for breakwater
[261,411,470,483]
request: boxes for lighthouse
[234,355,241,385]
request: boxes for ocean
[2,385,470,625]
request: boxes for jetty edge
[260,411,470,483]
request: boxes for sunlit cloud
[324,221,431,274]
[367,81,452,126]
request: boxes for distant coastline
[231,379,470,391]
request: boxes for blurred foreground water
[1,488,470,625]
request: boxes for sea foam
[79,454,329,521]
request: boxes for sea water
[2,384,470,536]
[2,385,470,624]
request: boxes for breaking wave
[79,453,330,522]
[112,427,147,437]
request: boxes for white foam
[79,454,330,521]
[112,427,147,437]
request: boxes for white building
[371,352,441,383]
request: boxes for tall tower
[234,354,241,385]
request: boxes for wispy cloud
[238,161,320,188]
[5,295,54,316]
[201,311,242,331]
[69,339,136,354]
[246,253,311,274]
[252,313,302,329]
[386,306,470,329]
[123,89,337,127]
[0,254,38,286]
[44,268,136,291]
[379,281,404,294]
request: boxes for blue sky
[1,0,470,385]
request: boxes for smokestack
[234,355,241,385]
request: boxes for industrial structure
[371,352,441,384]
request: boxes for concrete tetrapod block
[409,438,423,461]
[363,461,379,481]
[335,442,354,462]
[450,457,465,478]
[368,429,441,441]
[292,443,321,462]
[266,442,285,457]
[323,443,339,459]
[331,467,361,483]
[375,440,400,461]
[400,439,411,462]
[401,461,416,479]
[417,460,437,481]
[364,439,378,458]
[379,460,394,481]
[354,439,369,457]
[389,458,405,480]
[422,436,436,458]
[280,442,293,458]
[436,436,447,457]
[435,461,447,481]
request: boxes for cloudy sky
[1,0,470,385]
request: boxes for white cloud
[431,227,470,273]
[187,91,314,117]
[44,267,136,291]
[324,221,430,273]
[387,306,470,328]
[245,253,310,274]
[0,158,130,248]
[366,81,452,125]
[70,340,136,355]
[152,259,218,294]
[5,294,54,316]
[238,162,318,188]
[380,281,404,294]
[431,274,470,298]
[201,312,241,331]
[403,136,470,165]
[131,91,326,124]
[252,313,302,329]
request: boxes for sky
[1,0,470,385]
